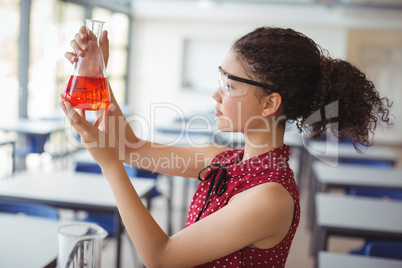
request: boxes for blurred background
[1,0,401,140]
[0,1,402,268]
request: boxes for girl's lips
[215,110,223,116]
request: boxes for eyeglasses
[218,66,278,97]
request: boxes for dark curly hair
[233,27,393,151]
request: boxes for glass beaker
[58,223,108,268]
[61,19,111,110]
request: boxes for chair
[124,164,163,211]
[14,133,50,155]
[74,161,115,236]
[74,162,163,208]
[82,213,116,237]
[338,152,394,255]
[74,161,102,173]
[348,187,402,255]
[349,187,402,200]
[74,162,163,236]
[12,133,51,171]
[338,158,392,169]
[365,241,402,260]
[0,201,59,219]
[332,137,394,169]
[125,164,172,235]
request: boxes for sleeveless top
[185,145,300,268]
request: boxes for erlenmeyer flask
[58,223,108,268]
[61,19,111,110]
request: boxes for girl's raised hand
[60,101,120,169]
[64,26,109,67]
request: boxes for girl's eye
[229,84,239,91]
[229,80,241,90]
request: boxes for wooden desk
[0,119,66,170]
[0,213,60,268]
[307,162,402,229]
[318,251,402,268]
[0,138,16,173]
[0,138,16,146]
[71,149,176,235]
[313,193,402,258]
[307,141,398,166]
[0,118,65,135]
[0,170,155,268]
[312,162,402,192]
[302,141,398,189]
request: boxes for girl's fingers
[68,25,99,62]
[78,26,87,37]
[79,109,86,121]
[64,52,78,64]
[71,37,85,57]
[59,101,67,114]
[75,27,89,51]
[93,112,103,129]
[103,105,112,133]
[99,30,109,67]
[93,104,112,132]
[61,101,91,137]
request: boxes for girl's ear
[261,93,282,117]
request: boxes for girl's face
[212,49,268,133]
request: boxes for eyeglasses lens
[218,67,248,97]
[218,69,235,97]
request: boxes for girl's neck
[241,127,285,162]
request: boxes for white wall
[127,1,402,139]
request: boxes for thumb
[100,30,109,67]
[100,30,109,47]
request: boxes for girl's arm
[103,162,295,268]
[60,102,294,268]
[107,83,227,178]
[65,26,229,178]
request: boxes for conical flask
[58,223,108,268]
[61,19,111,110]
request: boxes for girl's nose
[212,87,222,102]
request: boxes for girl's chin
[215,119,238,133]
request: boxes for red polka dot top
[185,145,300,268]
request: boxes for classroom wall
[347,29,402,144]
[127,1,402,140]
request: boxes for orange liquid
[61,76,110,110]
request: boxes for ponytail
[304,56,393,150]
[233,27,393,151]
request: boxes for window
[92,7,130,105]
[55,1,86,114]
[0,0,20,123]
[182,38,231,94]
[0,0,131,121]
[28,0,57,118]
[28,0,86,119]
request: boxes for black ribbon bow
[195,163,228,222]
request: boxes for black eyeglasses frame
[218,66,278,93]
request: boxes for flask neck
[85,19,105,44]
